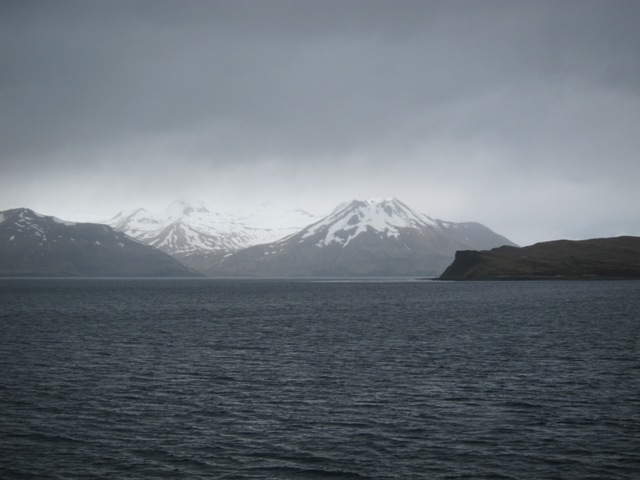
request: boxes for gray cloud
[1,0,639,245]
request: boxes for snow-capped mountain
[0,208,199,277]
[301,198,440,247]
[202,197,516,277]
[264,197,513,253]
[106,199,320,260]
[1,200,516,277]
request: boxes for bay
[1,278,639,479]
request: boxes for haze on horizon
[1,0,639,247]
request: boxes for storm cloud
[1,0,639,245]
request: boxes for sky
[1,0,639,246]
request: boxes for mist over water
[1,279,639,479]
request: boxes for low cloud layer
[1,0,639,245]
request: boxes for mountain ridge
[0,208,200,277]
[0,199,518,277]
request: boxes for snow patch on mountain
[10,210,49,241]
[300,198,438,247]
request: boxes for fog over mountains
[106,199,320,259]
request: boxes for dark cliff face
[0,208,200,277]
[437,250,485,279]
[439,236,640,280]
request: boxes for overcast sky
[1,0,639,245]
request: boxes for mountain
[0,208,200,277]
[202,198,516,277]
[107,200,253,256]
[106,199,319,269]
[439,236,640,280]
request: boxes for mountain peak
[297,197,437,248]
[364,197,398,205]
[0,208,79,229]
[339,196,397,206]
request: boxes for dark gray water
[1,278,639,479]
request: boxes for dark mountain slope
[439,236,640,280]
[0,208,200,277]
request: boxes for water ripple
[1,279,639,479]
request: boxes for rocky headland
[439,236,640,280]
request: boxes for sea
[1,278,639,479]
